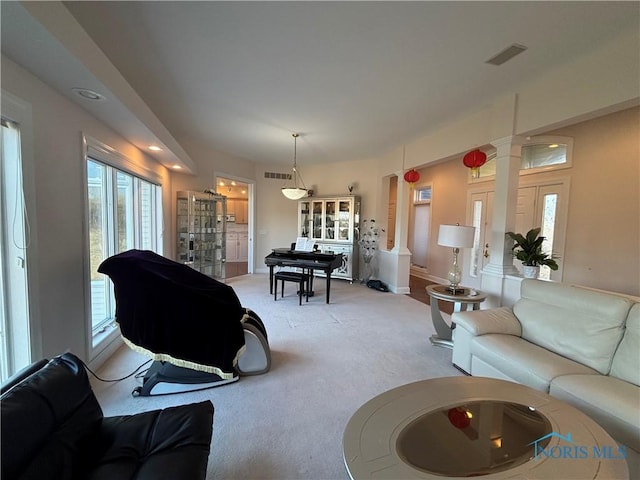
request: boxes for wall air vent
[485,44,528,66]
[264,172,292,180]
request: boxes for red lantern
[462,149,487,178]
[403,169,420,188]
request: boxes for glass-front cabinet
[298,195,360,282]
[176,191,227,280]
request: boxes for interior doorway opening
[409,204,430,269]
[215,175,252,279]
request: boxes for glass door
[466,191,494,290]
[176,194,191,263]
[325,200,337,240]
[337,199,352,242]
[311,200,324,240]
[299,200,311,237]
[213,198,226,279]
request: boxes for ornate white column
[481,136,523,306]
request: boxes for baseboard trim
[89,336,124,372]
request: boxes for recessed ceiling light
[148,145,163,151]
[71,87,106,101]
[172,164,182,170]
[548,144,559,148]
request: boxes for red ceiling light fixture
[403,169,420,189]
[462,149,487,178]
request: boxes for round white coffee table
[343,376,628,479]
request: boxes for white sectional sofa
[451,279,639,462]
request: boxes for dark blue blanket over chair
[98,249,245,380]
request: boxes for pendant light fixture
[282,133,308,200]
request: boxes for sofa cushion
[610,303,640,386]
[513,279,633,374]
[0,354,104,480]
[88,401,214,480]
[471,334,598,392]
[550,374,640,452]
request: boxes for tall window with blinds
[86,155,162,347]
[0,119,31,381]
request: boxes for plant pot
[523,265,540,279]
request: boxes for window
[469,199,483,278]
[414,185,432,204]
[521,143,568,169]
[0,119,31,381]
[472,136,573,181]
[410,184,433,269]
[85,138,162,349]
[538,193,558,281]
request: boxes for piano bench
[274,271,310,305]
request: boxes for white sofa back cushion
[610,303,640,386]
[513,280,632,374]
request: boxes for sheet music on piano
[294,237,316,252]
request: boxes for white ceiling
[2,1,638,169]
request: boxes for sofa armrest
[453,307,522,337]
[452,307,522,374]
[88,400,214,480]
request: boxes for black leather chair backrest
[1,353,104,480]
[0,359,48,395]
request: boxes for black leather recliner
[1,352,214,480]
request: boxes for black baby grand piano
[264,248,343,304]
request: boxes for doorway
[464,178,569,289]
[215,175,252,279]
[409,203,430,268]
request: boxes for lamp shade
[438,224,475,248]
[281,187,308,200]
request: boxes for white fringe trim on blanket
[121,335,246,380]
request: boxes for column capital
[491,135,526,149]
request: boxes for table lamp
[438,224,476,294]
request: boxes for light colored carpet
[92,273,462,480]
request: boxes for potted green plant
[506,227,558,278]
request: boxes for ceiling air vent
[485,44,528,66]
[264,171,292,180]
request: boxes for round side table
[426,285,486,348]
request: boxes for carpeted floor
[92,273,461,480]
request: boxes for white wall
[368,28,639,293]
[253,157,381,272]
[1,20,638,366]
[1,55,171,362]
[380,29,640,177]
[169,135,255,261]
[555,108,639,295]
[167,140,384,274]
[413,107,640,297]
